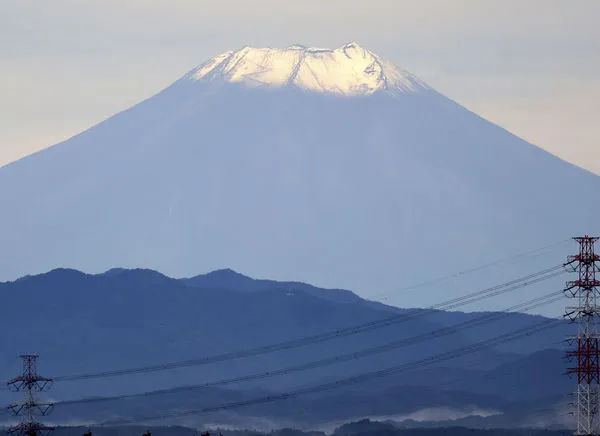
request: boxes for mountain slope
[0,268,564,396]
[0,43,597,312]
[182,268,363,304]
[0,268,569,428]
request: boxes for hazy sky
[1,0,599,173]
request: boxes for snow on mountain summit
[185,42,429,96]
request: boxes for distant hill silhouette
[182,268,363,304]
[0,268,572,428]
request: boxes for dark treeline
[0,421,572,436]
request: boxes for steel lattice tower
[6,355,54,436]
[565,236,600,435]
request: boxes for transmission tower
[565,236,600,435]
[6,354,54,436]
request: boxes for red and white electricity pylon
[565,236,600,435]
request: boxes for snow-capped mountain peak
[185,42,429,96]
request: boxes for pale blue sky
[1,0,599,172]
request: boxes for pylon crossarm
[565,259,580,272]
[7,384,24,392]
[32,380,53,392]
[565,284,580,297]
[7,378,26,392]
[7,403,25,416]
[37,403,54,416]
[565,306,596,319]
[7,376,53,393]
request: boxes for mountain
[182,268,364,304]
[0,268,569,428]
[186,42,428,96]
[0,42,597,313]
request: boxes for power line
[375,238,570,299]
[56,288,565,408]
[54,265,565,382]
[102,318,563,425]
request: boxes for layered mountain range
[0,268,571,429]
[0,43,597,312]
[0,42,590,429]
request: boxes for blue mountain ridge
[0,268,571,428]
